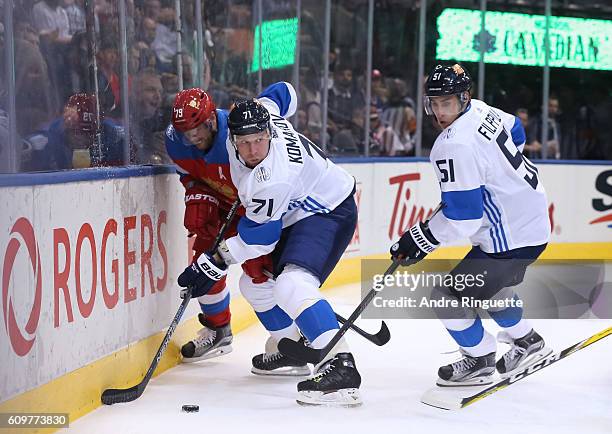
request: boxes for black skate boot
[252,337,310,377]
[496,329,552,378]
[181,313,233,363]
[296,353,362,407]
[437,350,496,387]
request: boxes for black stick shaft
[101,199,240,404]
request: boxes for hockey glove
[184,184,221,246]
[178,252,228,298]
[390,221,440,265]
[242,254,274,284]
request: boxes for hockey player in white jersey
[177,82,362,406]
[390,63,552,386]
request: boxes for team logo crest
[452,64,465,75]
[189,99,200,109]
[255,166,271,183]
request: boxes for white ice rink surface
[70,283,612,434]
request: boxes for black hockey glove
[178,252,228,298]
[390,221,440,265]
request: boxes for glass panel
[205,0,257,110]
[371,0,419,157]
[14,0,129,171]
[297,0,327,146]
[327,0,368,156]
[258,0,299,91]
[127,0,173,164]
[546,3,612,160]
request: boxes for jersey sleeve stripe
[511,116,526,147]
[237,216,283,246]
[258,82,297,118]
[304,196,330,213]
[441,187,485,220]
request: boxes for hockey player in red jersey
[165,88,270,362]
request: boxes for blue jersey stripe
[511,116,526,147]
[441,187,484,221]
[482,199,500,253]
[306,196,330,213]
[483,191,505,252]
[237,216,282,246]
[258,83,293,117]
[484,189,509,251]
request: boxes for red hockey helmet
[172,88,216,132]
[64,93,99,135]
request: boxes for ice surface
[70,283,612,434]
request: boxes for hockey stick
[279,202,444,364]
[101,200,241,405]
[260,269,390,346]
[336,314,390,346]
[421,326,612,410]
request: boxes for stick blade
[420,387,464,411]
[278,337,322,364]
[101,384,144,405]
[372,321,391,346]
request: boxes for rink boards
[0,160,610,430]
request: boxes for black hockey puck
[182,405,199,413]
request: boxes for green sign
[251,17,299,72]
[436,8,612,71]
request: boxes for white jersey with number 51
[427,98,550,253]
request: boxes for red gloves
[242,255,274,284]
[184,184,221,250]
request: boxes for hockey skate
[436,350,496,387]
[252,337,310,377]
[296,353,362,407]
[496,329,552,379]
[181,313,233,363]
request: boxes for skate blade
[181,345,233,363]
[296,389,362,408]
[498,346,553,379]
[435,375,494,387]
[251,366,311,377]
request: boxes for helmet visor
[423,93,469,117]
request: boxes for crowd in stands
[0,0,609,173]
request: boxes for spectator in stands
[328,64,364,148]
[32,0,74,105]
[14,23,54,137]
[67,31,91,93]
[26,93,126,170]
[96,33,122,117]
[517,108,539,157]
[32,0,72,45]
[145,0,177,72]
[528,96,570,159]
[63,0,85,36]
[130,69,170,164]
[368,105,407,156]
[371,69,388,109]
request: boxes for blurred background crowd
[1,0,611,173]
